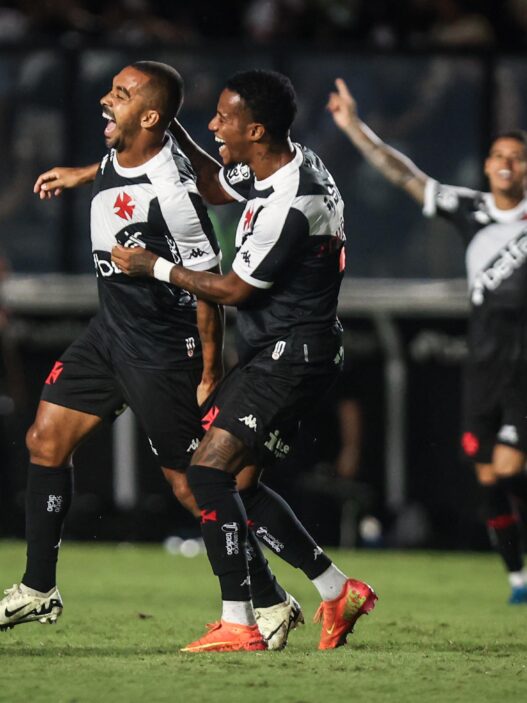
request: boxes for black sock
[22,463,73,592]
[246,529,287,608]
[482,482,524,573]
[497,472,527,504]
[187,465,251,602]
[240,483,332,580]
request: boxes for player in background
[0,62,303,651]
[328,78,527,604]
[112,69,378,653]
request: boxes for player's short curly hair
[490,130,527,152]
[132,61,184,127]
[225,69,297,142]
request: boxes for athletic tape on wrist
[153,257,175,283]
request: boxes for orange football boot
[314,578,378,650]
[181,620,267,653]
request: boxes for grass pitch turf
[1,541,525,703]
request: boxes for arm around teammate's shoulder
[169,119,234,206]
[33,163,98,200]
[327,78,428,206]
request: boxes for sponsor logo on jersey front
[238,414,258,430]
[471,231,527,305]
[93,251,121,277]
[113,192,135,221]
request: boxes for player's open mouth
[497,169,512,180]
[215,135,227,157]
[103,111,117,138]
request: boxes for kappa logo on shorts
[238,414,257,430]
[45,361,64,385]
[497,424,519,445]
[186,437,200,453]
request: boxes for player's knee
[25,421,68,466]
[164,469,200,518]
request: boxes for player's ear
[248,122,265,142]
[141,110,161,129]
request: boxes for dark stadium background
[0,0,525,550]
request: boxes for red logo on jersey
[201,405,220,431]
[113,192,135,221]
[45,361,64,385]
[200,509,218,524]
[243,207,254,231]
[461,431,479,457]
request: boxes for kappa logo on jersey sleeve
[113,192,135,221]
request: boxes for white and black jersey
[424,180,527,362]
[219,144,346,365]
[90,133,220,369]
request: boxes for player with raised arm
[328,77,527,604]
[0,62,302,648]
[112,69,378,653]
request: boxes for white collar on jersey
[483,191,527,223]
[111,132,173,178]
[253,143,304,191]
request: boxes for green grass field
[1,541,525,703]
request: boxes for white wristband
[153,257,175,283]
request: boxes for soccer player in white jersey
[327,78,527,604]
[0,62,301,645]
[112,69,378,652]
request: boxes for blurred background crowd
[0,0,526,50]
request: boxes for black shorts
[41,319,203,470]
[201,328,343,464]
[461,360,527,463]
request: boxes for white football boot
[255,592,304,650]
[0,583,63,630]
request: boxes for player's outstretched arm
[196,266,225,407]
[33,164,98,200]
[169,119,234,206]
[327,78,428,205]
[111,245,255,306]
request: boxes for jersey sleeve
[423,178,481,242]
[219,163,254,202]
[232,206,309,288]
